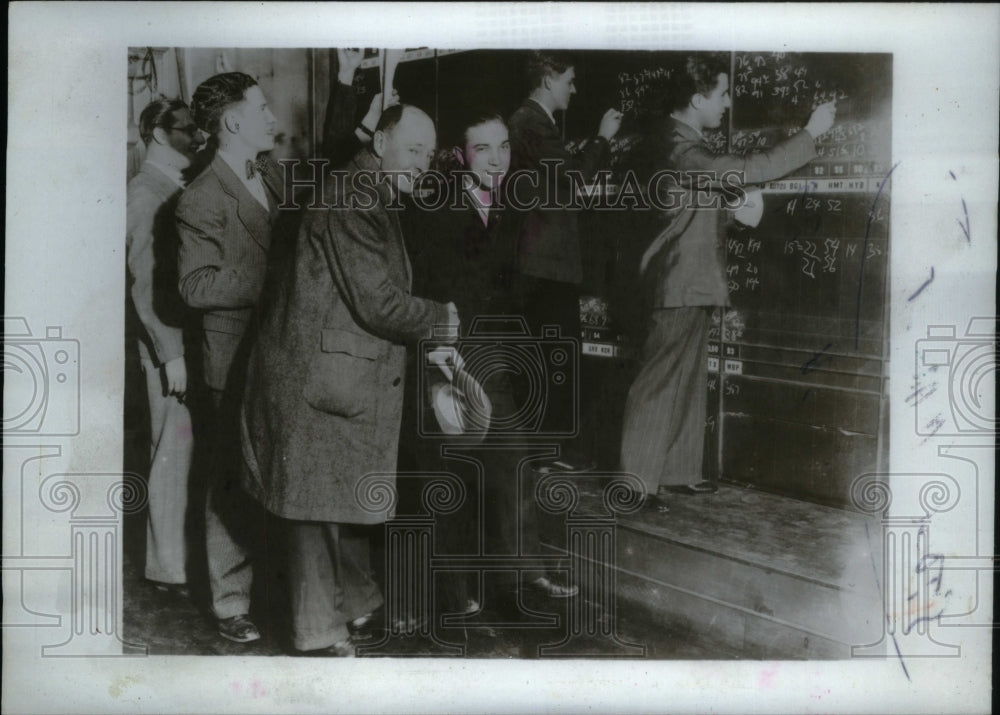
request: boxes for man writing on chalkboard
[508,50,623,470]
[620,53,836,511]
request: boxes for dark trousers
[620,307,712,494]
[203,387,262,619]
[397,356,548,615]
[514,276,583,448]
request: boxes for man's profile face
[457,119,510,190]
[695,72,731,129]
[547,67,577,112]
[232,85,277,152]
[376,107,436,194]
[165,108,201,161]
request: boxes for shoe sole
[219,630,261,643]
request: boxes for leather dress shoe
[348,611,378,641]
[641,495,670,513]
[217,614,261,643]
[663,481,718,495]
[298,638,356,658]
[149,580,191,598]
[533,457,597,475]
[525,576,579,598]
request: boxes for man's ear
[151,126,171,146]
[690,92,707,111]
[222,108,241,135]
[372,129,387,158]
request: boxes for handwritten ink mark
[957,199,971,243]
[907,267,935,302]
[855,162,899,349]
[905,381,937,406]
[801,343,834,374]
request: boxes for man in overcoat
[240,104,458,656]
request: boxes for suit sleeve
[510,111,610,182]
[673,129,817,184]
[126,184,184,365]
[323,81,361,168]
[321,201,450,344]
[176,189,262,310]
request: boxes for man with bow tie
[176,71,282,644]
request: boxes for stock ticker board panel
[336,50,892,504]
[719,52,892,508]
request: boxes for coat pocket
[302,328,382,418]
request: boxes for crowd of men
[126,49,835,655]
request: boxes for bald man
[240,105,458,656]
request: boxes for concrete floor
[121,508,743,659]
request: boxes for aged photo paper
[4,3,997,713]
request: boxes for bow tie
[245,158,268,180]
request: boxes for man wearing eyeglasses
[126,98,202,599]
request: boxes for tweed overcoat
[240,150,451,524]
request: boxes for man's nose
[265,108,277,124]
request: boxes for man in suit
[507,51,622,468]
[405,110,580,612]
[240,104,459,656]
[176,72,282,643]
[620,54,836,510]
[126,98,201,596]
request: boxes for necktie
[245,158,268,180]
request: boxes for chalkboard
[324,50,892,508]
[730,52,892,180]
[725,53,893,358]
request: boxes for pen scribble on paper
[801,342,834,374]
[907,267,934,302]
[855,162,898,349]
[950,170,971,243]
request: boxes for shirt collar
[670,115,705,140]
[144,159,186,188]
[217,148,259,183]
[529,98,557,126]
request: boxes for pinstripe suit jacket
[176,153,282,391]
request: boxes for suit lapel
[212,155,271,251]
